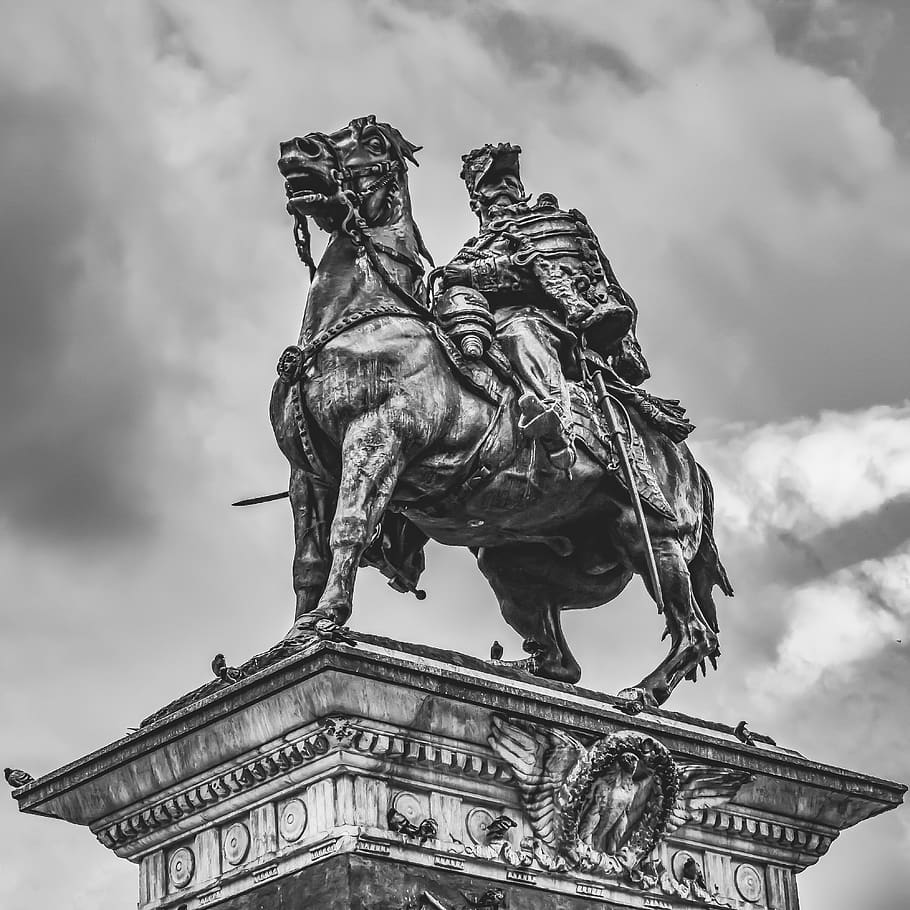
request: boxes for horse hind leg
[478,545,581,684]
[477,544,632,685]
[617,533,719,712]
[689,465,734,654]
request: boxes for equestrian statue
[265,115,732,713]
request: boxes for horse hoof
[488,657,540,676]
[616,687,658,716]
[284,613,356,647]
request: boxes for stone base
[12,634,905,910]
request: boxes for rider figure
[439,142,648,470]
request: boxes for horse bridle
[279,132,438,387]
[288,131,429,305]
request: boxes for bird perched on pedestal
[680,855,708,890]
[734,720,776,747]
[734,720,755,745]
[387,807,438,844]
[490,640,503,660]
[484,814,516,843]
[211,653,245,684]
[4,767,34,789]
[415,817,439,844]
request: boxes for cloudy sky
[1,1,908,907]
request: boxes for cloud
[695,404,910,697]
[748,545,908,701]
[757,0,910,151]
[0,88,157,542]
[707,403,910,547]
[759,0,894,82]
[1,3,909,910]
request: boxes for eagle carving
[488,716,751,873]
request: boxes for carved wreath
[489,716,750,873]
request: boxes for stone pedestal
[12,635,905,909]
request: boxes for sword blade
[231,491,290,507]
[591,370,665,613]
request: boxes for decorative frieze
[96,715,511,854]
[699,807,835,856]
[95,710,836,910]
[96,727,332,850]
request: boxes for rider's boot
[518,393,576,471]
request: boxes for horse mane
[356,115,434,268]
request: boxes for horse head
[278,115,425,275]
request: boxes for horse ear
[377,122,422,167]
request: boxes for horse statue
[268,115,731,712]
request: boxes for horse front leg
[298,416,405,638]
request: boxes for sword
[231,491,289,506]
[582,353,665,614]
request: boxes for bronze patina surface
[270,115,730,712]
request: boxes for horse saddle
[429,325,676,520]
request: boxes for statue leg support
[289,468,337,624]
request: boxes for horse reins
[281,136,435,381]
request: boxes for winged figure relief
[488,716,751,874]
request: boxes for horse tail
[690,464,733,634]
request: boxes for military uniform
[438,144,645,470]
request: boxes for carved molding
[698,807,836,856]
[96,726,332,850]
[97,715,510,852]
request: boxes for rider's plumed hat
[460,142,522,200]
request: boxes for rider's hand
[442,263,473,289]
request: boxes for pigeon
[484,814,516,842]
[387,806,416,837]
[734,720,777,747]
[489,640,504,660]
[388,807,437,843]
[416,817,439,844]
[211,653,245,684]
[734,720,756,745]
[4,767,34,789]
[680,856,708,890]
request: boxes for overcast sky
[1,1,908,907]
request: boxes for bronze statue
[270,115,732,712]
